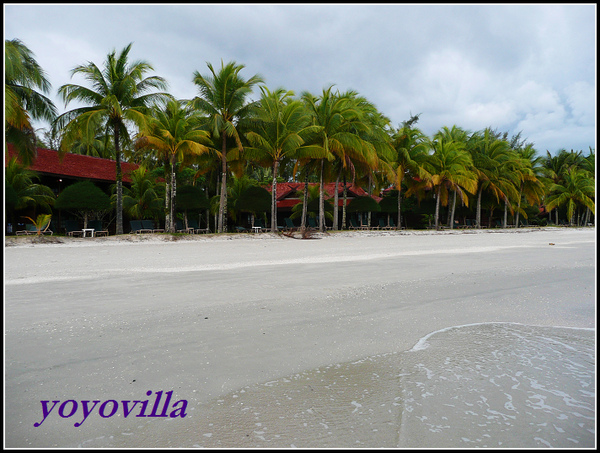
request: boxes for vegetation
[4,39,595,235]
[54,180,112,229]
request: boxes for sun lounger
[284,217,298,232]
[130,220,152,234]
[142,219,163,233]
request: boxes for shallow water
[174,323,595,448]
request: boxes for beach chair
[349,218,368,230]
[284,217,298,232]
[64,219,83,237]
[188,218,209,234]
[176,219,193,233]
[307,217,319,231]
[88,220,109,236]
[130,220,150,234]
[16,224,35,235]
[378,218,393,230]
[142,219,163,233]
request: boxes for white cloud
[4,3,595,154]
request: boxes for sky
[4,3,597,156]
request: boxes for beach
[4,227,596,448]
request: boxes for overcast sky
[4,3,596,155]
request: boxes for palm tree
[121,166,164,223]
[511,144,544,227]
[5,38,57,166]
[545,167,595,225]
[5,157,55,231]
[301,86,374,232]
[244,87,320,231]
[420,136,477,230]
[135,100,212,232]
[386,114,430,229]
[191,60,264,233]
[467,128,514,228]
[541,149,586,224]
[55,42,170,234]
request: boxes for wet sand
[4,228,596,447]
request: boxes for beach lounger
[282,217,295,232]
[142,219,163,233]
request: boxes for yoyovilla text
[34,390,188,427]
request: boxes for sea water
[183,323,595,448]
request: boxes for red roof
[266,181,381,208]
[5,144,138,183]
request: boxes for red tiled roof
[266,181,381,208]
[5,144,138,183]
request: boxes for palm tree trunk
[342,174,348,230]
[435,186,441,230]
[170,159,176,233]
[515,185,523,227]
[333,172,340,231]
[319,159,324,232]
[367,175,372,229]
[114,127,123,235]
[503,199,508,228]
[397,185,402,231]
[218,134,228,233]
[271,160,279,232]
[301,170,309,232]
[164,164,171,232]
[449,189,456,229]
[476,187,483,228]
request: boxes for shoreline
[5,227,596,447]
[4,225,589,248]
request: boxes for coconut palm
[135,100,212,232]
[541,149,585,224]
[55,42,171,234]
[5,157,55,232]
[191,60,264,233]
[5,157,55,212]
[244,87,321,231]
[545,167,595,225]
[301,86,375,232]
[510,144,544,227]
[420,137,477,230]
[467,128,515,228]
[121,166,164,222]
[386,114,430,229]
[5,38,57,166]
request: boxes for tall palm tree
[5,38,57,166]
[301,86,373,232]
[244,87,321,231]
[191,60,264,233]
[511,144,544,227]
[386,114,430,229]
[540,149,587,224]
[55,43,170,234]
[121,166,164,222]
[545,167,595,225]
[420,137,477,230]
[467,128,514,228]
[135,100,212,232]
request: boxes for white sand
[4,227,596,447]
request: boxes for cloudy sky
[5,3,596,155]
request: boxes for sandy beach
[4,227,596,448]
